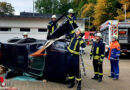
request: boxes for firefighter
[23,32,28,39]
[108,35,120,80]
[90,33,105,82]
[67,28,86,90]
[47,15,58,40]
[66,9,77,38]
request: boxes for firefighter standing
[66,9,77,38]
[47,15,58,40]
[67,29,86,90]
[90,33,105,82]
[108,35,120,80]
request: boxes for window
[0,28,11,31]
[38,28,47,32]
[20,28,30,32]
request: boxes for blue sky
[0,0,34,15]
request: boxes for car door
[27,41,46,77]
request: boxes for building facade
[0,13,85,42]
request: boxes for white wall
[0,18,49,28]
[0,17,85,42]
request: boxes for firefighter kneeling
[67,28,86,90]
[90,33,105,82]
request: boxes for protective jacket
[67,35,86,55]
[47,21,58,39]
[90,41,105,60]
[108,41,120,60]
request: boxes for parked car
[0,14,78,82]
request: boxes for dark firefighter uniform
[66,15,77,38]
[90,40,105,80]
[67,34,86,88]
[47,21,58,39]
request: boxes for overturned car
[0,15,78,82]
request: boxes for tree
[35,0,59,14]
[57,0,73,14]
[0,2,14,15]
[80,3,95,31]
[115,0,130,21]
[106,0,121,20]
[35,0,73,14]
[72,0,88,17]
[93,0,108,30]
[93,0,120,30]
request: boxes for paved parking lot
[1,46,130,90]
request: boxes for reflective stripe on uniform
[67,47,79,55]
[99,73,103,75]
[71,30,75,34]
[95,72,99,74]
[74,20,76,23]
[48,24,51,26]
[51,26,54,34]
[96,47,99,54]
[68,76,75,79]
[69,38,74,48]
[101,54,104,57]
[74,40,79,51]
[94,56,100,60]
[116,54,120,56]
[80,40,84,45]
[76,78,82,81]
[68,37,80,55]
[69,21,73,24]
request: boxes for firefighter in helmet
[67,28,86,90]
[66,9,77,39]
[108,35,120,80]
[90,33,105,82]
[23,32,28,39]
[47,15,58,40]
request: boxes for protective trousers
[110,59,119,79]
[93,59,103,79]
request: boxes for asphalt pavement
[1,45,130,90]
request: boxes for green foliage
[35,0,59,14]
[57,0,73,14]
[35,0,130,30]
[0,2,14,15]
[35,0,73,14]
[115,0,130,21]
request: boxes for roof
[0,12,62,20]
[0,12,83,20]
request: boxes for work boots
[98,78,102,82]
[91,75,98,80]
[77,80,81,90]
[68,79,75,88]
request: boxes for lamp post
[125,4,126,22]
[33,0,35,16]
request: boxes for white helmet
[51,15,57,18]
[68,9,74,14]
[112,35,118,40]
[96,33,102,38]
[78,28,85,34]
[23,32,28,36]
